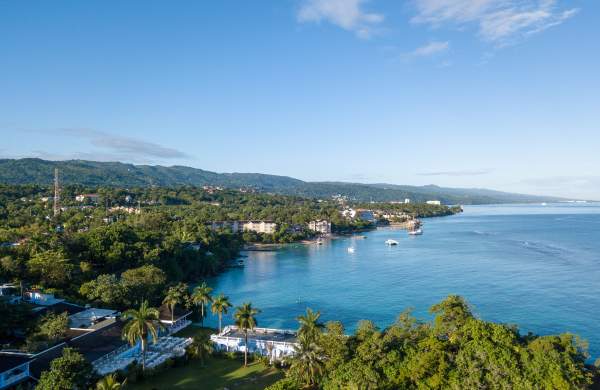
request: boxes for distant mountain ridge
[0,158,565,205]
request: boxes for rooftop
[68,308,119,329]
[0,353,31,372]
[220,327,297,344]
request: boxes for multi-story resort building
[307,220,332,235]
[207,220,278,234]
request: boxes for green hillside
[0,158,564,204]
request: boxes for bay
[207,203,600,360]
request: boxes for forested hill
[0,158,564,204]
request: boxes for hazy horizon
[1,1,598,199]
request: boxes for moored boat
[385,239,399,246]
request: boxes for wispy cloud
[405,41,450,58]
[6,127,189,164]
[58,128,188,159]
[418,169,493,176]
[297,0,384,39]
[411,0,578,45]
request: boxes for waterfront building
[211,326,298,363]
[308,220,332,234]
[356,210,376,223]
[242,221,277,234]
[341,208,356,219]
[426,200,442,205]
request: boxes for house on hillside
[75,194,100,203]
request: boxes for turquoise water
[207,204,600,360]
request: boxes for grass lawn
[127,326,284,390]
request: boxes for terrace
[211,326,298,362]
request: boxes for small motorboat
[385,239,399,246]
[408,229,423,236]
[347,247,355,253]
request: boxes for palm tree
[234,302,261,366]
[121,300,163,371]
[96,374,126,390]
[162,286,183,324]
[187,333,213,367]
[191,282,213,325]
[297,308,324,343]
[289,333,324,388]
[211,293,232,333]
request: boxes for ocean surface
[207,203,600,360]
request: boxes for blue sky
[1,0,598,199]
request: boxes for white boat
[408,229,423,236]
[347,247,355,253]
[385,239,399,246]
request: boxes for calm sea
[207,203,600,360]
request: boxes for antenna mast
[53,168,60,217]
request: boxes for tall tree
[162,283,188,324]
[121,300,163,371]
[234,302,261,367]
[289,333,325,389]
[37,347,94,390]
[211,293,232,333]
[191,282,213,325]
[187,333,214,367]
[297,308,324,343]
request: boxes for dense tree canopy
[270,296,594,390]
[36,347,95,390]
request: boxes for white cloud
[411,0,578,45]
[297,0,384,38]
[58,128,188,159]
[418,168,493,177]
[410,41,450,57]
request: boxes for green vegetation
[127,357,283,390]
[191,281,213,325]
[0,158,563,204]
[270,295,595,389]
[121,301,164,371]
[36,347,95,390]
[234,302,261,366]
[212,293,233,333]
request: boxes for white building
[242,221,277,234]
[426,200,442,206]
[211,326,298,363]
[307,220,332,235]
[108,206,140,214]
[75,194,100,203]
[341,208,356,219]
[405,198,411,204]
